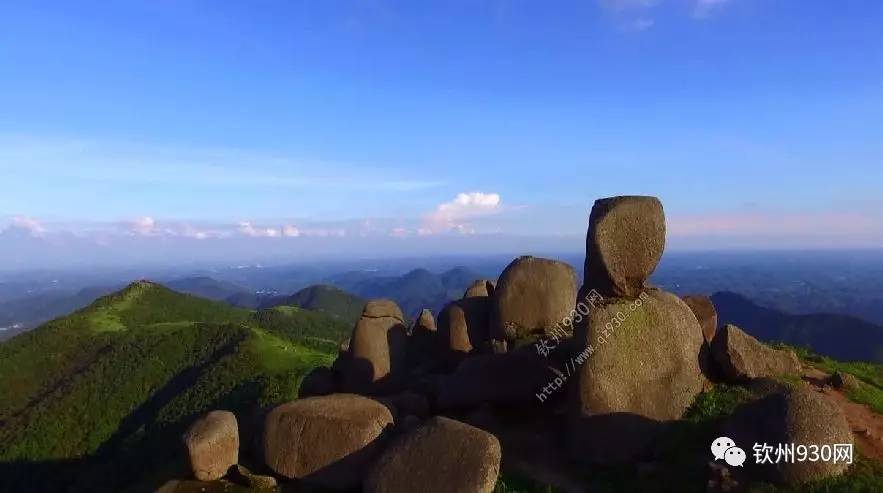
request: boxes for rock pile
[170,195,851,492]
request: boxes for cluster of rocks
[170,195,854,492]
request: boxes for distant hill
[712,291,883,363]
[0,284,122,340]
[164,276,252,302]
[261,284,365,325]
[331,266,486,318]
[0,281,348,492]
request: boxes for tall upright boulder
[681,294,718,343]
[263,394,394,489]
[182,410,239,481]
[584,196,665,299]
[340,300,408,394]
[571,289,704,464]
[411,308,436,334]
[491,256,578,342]
[464,279,496,298]
[407,308,438,370]
[438,288,493,355]
[681,294,719,381]
[438,302,477,353]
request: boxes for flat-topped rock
[362,299,405,321]
[584,196,665,299]
[263,394,394,489]
[711,324,801,382]
[364,416,501,493]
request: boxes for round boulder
[723,387,853,484]
[263,394,394,489]
[362,299,405,321]
[364,416,501,493]
[570,289,704,464]
[584,196,665,299]
[491,256,578,341]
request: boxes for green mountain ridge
[0,281,349,492]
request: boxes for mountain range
[713,291,883,363]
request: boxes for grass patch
[748,455,883,493]
[494,474,558,493]
[684,384,751,423]
[780,344,883,414]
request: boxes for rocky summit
[154,195,859,492]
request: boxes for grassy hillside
[0,284,122,340]
[0,281,347,492]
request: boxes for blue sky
[1,0,882,268]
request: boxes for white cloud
[129,216,158,236]
[181,225,213,240]
[301,228,347,238]
[390,227,409,238]
[238,222,282,238]
[282,225,301,237]
[422,192,504,235]
[6,216,46,237]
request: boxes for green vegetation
[782,344,883,414]
[0,281,349,492]
[281,284,366,325]
[248,305,351,354]
[493,382,883,493]
[494,474,558,493]
[748,456,883,493]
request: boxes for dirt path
[802,367,883,463]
